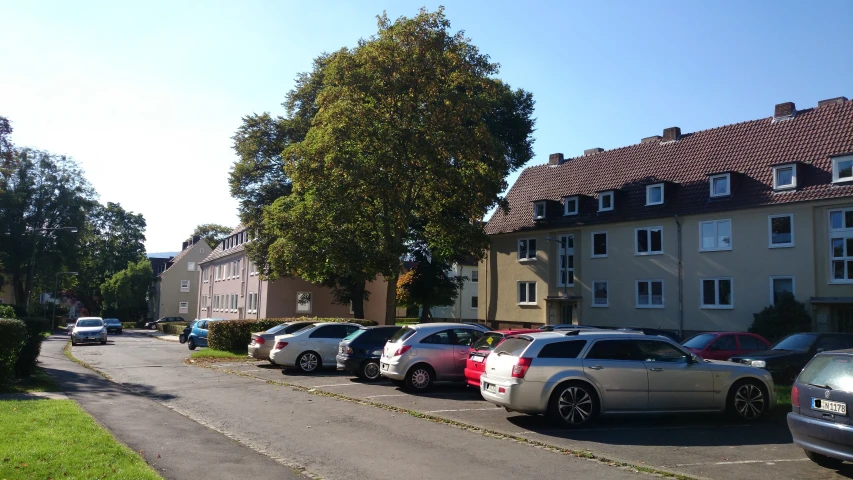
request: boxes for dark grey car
[788,349,853,468]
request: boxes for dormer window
[563,196,578,216]
[709,173,731,198]
[598,191,614,212]
[533,201,546,220]
[646,183,664,206]
[772,164,797,190]
[832,155,853,183]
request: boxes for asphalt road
[64,332,649,480]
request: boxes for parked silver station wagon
[381,323,485,391]
[480,331,776,427]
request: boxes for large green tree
[396,250,465,322]
[190,223,231,248]
[100,258,153,322]
[269,8,535,323]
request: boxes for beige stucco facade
[480,199,853,334]
[155,240,211,320]
[0,274,14,306]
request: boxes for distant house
[196,225,389,323]
[428,259,479,321]
[151,236,210,320]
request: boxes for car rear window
[799,355,853,391]
[344,329,366,341]
[493,337,531,357]
[537,340,587,359]
[265,324,289,335]
[472,332,505,351]
[389,327,416,343]
[682,333,717,349]
[772,334,815,352]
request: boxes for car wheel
[804,449,843,469]
[178,334,187,344]
[405,364,434,392]
[360,361,381,381]
[100,339,107,345]
[297,352,321,373]
[548,381,599,427]
[728,380,768,421]
[188,338,197,351]
[71,340,77,346]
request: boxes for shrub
[395,317,420,325]
[158,322,189,335]
[0,319,27,382]
[749,293,812,343]
[121,322,136,329]
[15,318,51,378]
[208,317,377,352]
[0,305,15,319]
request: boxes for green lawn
[0,368,60,394]
[776,385,791,406]
[0,399,161,479]
[189,348,248,360]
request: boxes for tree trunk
[419,301,431,323]
[384,275,398,326]
[350,281,366,319]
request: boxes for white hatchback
[269,323,361,373]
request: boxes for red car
[682,332,771,361]
[464,329,541,387]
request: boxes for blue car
[336,326,402,380]
[788,349,853,468]
[187,318,225,350]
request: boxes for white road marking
[425,408,503,413]
[674,458,809,467]
[310,383,356,388]
[365,394,408,399]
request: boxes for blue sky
[1,1,851,252]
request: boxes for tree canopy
[396,251,465,321]
[191,223,232,248]
[100,258,153,322]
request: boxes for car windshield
[389,327,416,343]
[772,334,815,352]
[682,333,717,349]
[799,355,853,391]
[493,337,531,356]
[265,324,289,335]
[77,320,103,327]
[472,332,505,352]
[103,319,120,325]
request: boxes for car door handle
[588,365,603,370]
[649,367,664,372]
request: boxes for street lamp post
[545,236,570,325]
[25,227,78,316]
[51,272,78,329]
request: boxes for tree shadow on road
[41,366,178,402]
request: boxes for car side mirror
[689,355,701,364]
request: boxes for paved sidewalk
[128,329,181,342]
[38,334,306,480]
[0,391,68,400]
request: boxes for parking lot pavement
[205,360,853,480]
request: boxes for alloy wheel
[363,362,381,380]
[299,353,319,372]
[557,386,594,425]
[734,383,765,419]
[410,368,431,389]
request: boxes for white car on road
[71,317,108,346]
[269,323,361,373]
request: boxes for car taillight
[274,341,288,349]
[511,358,532,378]
[345,346,353,354]
[791,385,799,407]
[255,337,265,345]
[393,345,411,357]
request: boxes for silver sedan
[248,321,314,361]
[480,331,776,427]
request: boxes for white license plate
[470,355,484,363]
[381,363,389,371]
[484,383,496,393]
[812,398,847,415]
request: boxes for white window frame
[232,294,238,311]
[236,260,241,278]
[645,183,664,206]
[635,280,664,308]
[699,219,733,252]
[768,214,794,248]
[592,281,608,307]
[518,238,537,262]
[296,291,313,313]
[709,173,731,197]
[563,196,579,216]
[180,280,190,292]
[772,164,797,190]
[471,270,478,283]
[700,277,734,309]
[203,267,209,283]
[213,295,219,310]
[591,231,608,258]
[769,276,795,306]
[829,208,853,284]
[832,155,853,183]
[471,296,478,310]
[187,262,195,272]
[598,191,614,212]
[533,201,546,220]
[557,234,575,287]
[179,302,188,314]
[517,281,537,306]
[635,226,663,255]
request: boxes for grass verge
[189,348,248,361]
[0,368,60,394]
[0,399,161,479]
[776,384,791,405]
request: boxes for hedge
[15,318,51,378]
[121,322,136,329]
[0,305,15,319]
[208,317,378,352]
[157,322,189,335]
[0,319,27,381]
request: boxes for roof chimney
[182,241,189,251]
[662,127,681,142]
[584,148,604,156]
[818,96,848,107]
[774,102,796,120]
[548,153,564,165]
[192,235,201,245]
[641,135,662,144]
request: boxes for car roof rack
[564,330,580,336]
